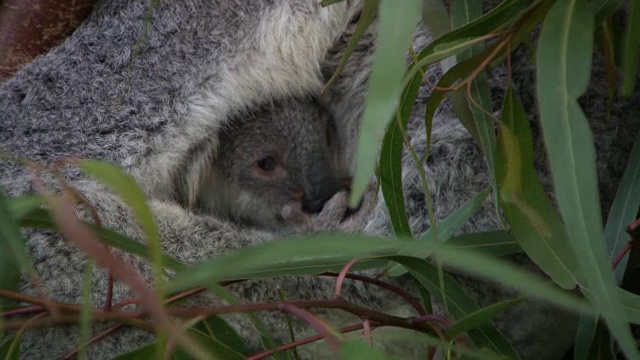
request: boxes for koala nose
[301,160,341,214]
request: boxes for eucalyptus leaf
[0,190,35,306]
[339,341,391,360]
[536,0,638,356]
[379,74,422,238]
[496,85,580,289]
[80,160,165,295]
[604,130,640,284]
[385,188,489,276]
[0,335,20,360]
[19,209,187,272]
[446,298,524,339]
[398,257,519,358]
[620,0,640,95]
[448,230,522,258]
[350,0,422,206]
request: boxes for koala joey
[196,97,349,230]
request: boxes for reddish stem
[322,272,426,316]
[335,258,360,297]
[279,303,342,353]
[612,242,632,270]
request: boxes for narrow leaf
[350,0,422,206]
[604,130,640,284]
[78,260,94,360]
[165,236,594,318]
[5,196,43,221]
[0,190,35,306]
[537,0,638,357]
[448,230,522,258]
[190,316,251,357]
[496,86,580,289]
[79,160,165,295]
[379,73,422,238]
[340,341,391,360]
[399,257,520,358]
[446,297,525,339]
[620,0,640,95]
[386,188,489,276]
[19,209,187,272]
[0,335,20,360]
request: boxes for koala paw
[307,180,377,233]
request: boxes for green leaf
[496,85,580,289]
[398,257,519,358]
[451,0,499,219]
[386,188,490,276]
[165,234,593,322]
[421,0,450,39]
[173,324,245,360]
[320,0,346,6]
[448,230,522,258]
[614,288,640,324]
[604,130,640,284]
[536,0,638,357]
[350,0,422,206]
[404,0,528,92]
[189,316,250,357]
[620,0,640,95]
[588,322,615,360]
[78,260,94,360]
[19,209,187,272]
[592,0,623,23]
[446,298,524,339]
[0,191,35,306]
[574,314,598,360]
[113,344,156,360]
[322,0,379,93]
[79,160,165,294]
[5,196,43,221]
[379,74,422,238]
[0,335,20,360]
[369,329,507,359]
[339,340,391,360]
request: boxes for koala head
[197,97,346,230]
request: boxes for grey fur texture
[1,0,639,359]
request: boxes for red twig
[60,323,126,360]
[279,303,342,353]
[335,258,360,297]
[613,242,632,270]
[322,272,426,316]
[0,305,44,317]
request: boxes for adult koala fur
[1,0,639,359]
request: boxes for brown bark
[0,0,96,80]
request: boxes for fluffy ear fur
[1,0,639,359]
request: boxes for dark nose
[301,160,341,214]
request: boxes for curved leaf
[536,0,638,357]
[496,86,580,289]
[350,0,422,206]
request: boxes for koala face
[198,97,344,229]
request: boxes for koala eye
[256,156,277,172]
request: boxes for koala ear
[172,135,220,209]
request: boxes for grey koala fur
[194,96,344,229]
[1,0,639,359]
